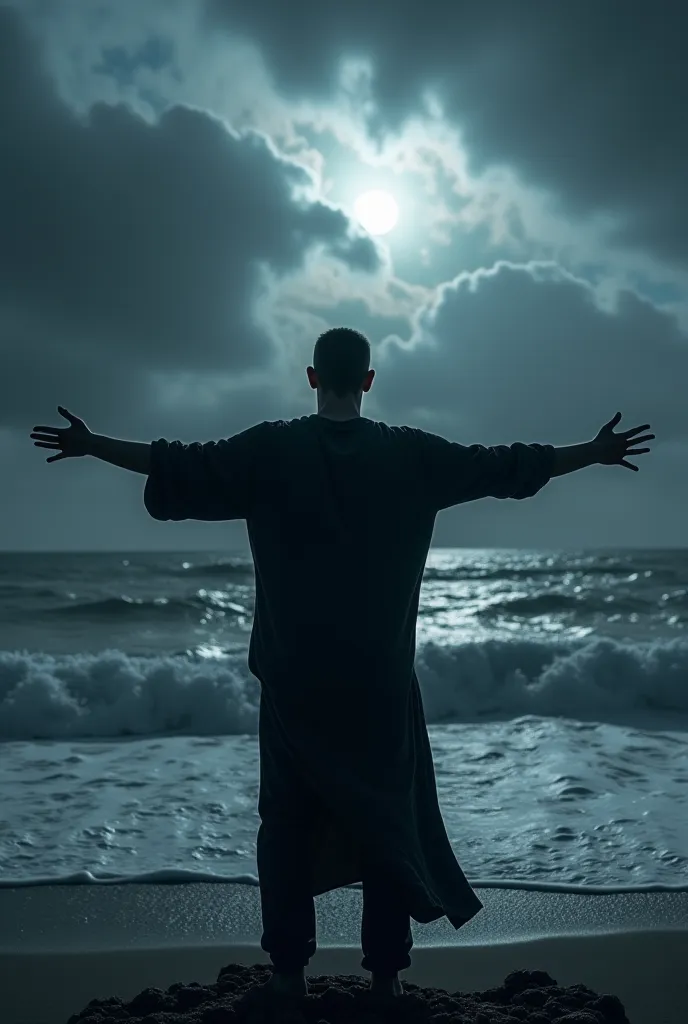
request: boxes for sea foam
[1,635,687,740]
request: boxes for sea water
[1,548,687,888]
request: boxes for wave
[40,592,250,619]
[15,581,687,626]
[163,560,254,579]
[0,584,65,599]
[476,592,668,618]
[2,636,688,740]
[2,867,687,893]
[422,563,679,583]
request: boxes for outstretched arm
[551,413,654,478]
[32,408,266,522]
[88,433,151,475]
[31,407,151,474]
[418,411,655,511]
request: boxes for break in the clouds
[207,0,688,268]
[0,5,380,425]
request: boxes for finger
[620,459,638,471]
[58,406,78,424]
[46,453,67,463]
[625,434,654,445]
[622,424,651,438]
[32,426,61,434]
[606,412,622,429]
[34,442,61,450]
[626,447,650,455]
[31,432,59,442]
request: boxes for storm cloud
[1,1,685,548]
[0,5,381,424]
[375,261,688,443]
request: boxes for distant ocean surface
[1,548,687,889]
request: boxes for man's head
[307,327,375,399]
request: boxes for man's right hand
[30,407,94,463]
[592,412,654,471]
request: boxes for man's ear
[306,366,318,390]
[362,368,375,393]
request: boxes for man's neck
[316,393,362,421]
[317,411,361,421]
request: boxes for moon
[354,190,399,236]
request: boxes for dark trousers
[257,813,413,975]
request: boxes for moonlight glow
[354,190,399,235]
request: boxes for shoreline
[2,883,687,1023]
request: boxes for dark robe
[144,414,554,929]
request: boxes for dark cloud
[0,5,381,418]
[375,261,688,443]
[206,0,688,265]
[369,261,687,548]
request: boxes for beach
[2,882,687,1023]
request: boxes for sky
[1,0,687,550]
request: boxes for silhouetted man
[31,327,654,999]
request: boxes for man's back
[159,414,548,716]
[144,413,554,697]
[247,415,438,675]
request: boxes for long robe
[144,414,554,929]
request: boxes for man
[31,327,654,1000]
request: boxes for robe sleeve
[417,430,555,511]
[143,423,268,522]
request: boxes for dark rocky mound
[65,962,631,1023]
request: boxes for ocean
[1,548,687,889]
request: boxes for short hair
[313,327,371,398]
